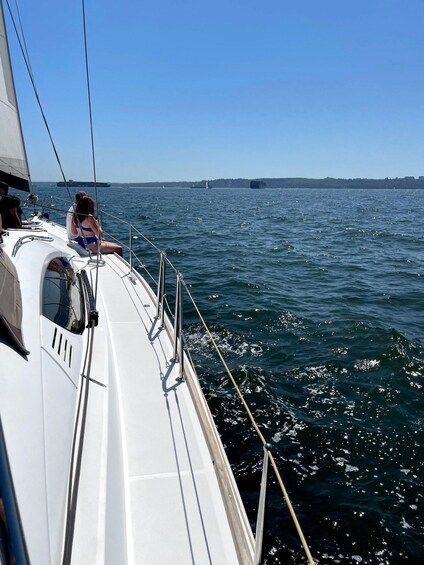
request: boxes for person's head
[75,196,95,223]
[0,181,9,196]
[75,191,86,203]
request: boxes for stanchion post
[129,224,133,271]
[177,275,184,380]
[172,273,181,361]
[254,443,272,565]
[172,273,184,380]
[156,252,166,324]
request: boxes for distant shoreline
[34,176,424,189]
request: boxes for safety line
[183,282,314,564]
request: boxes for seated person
[0,181,22,229]
[71,196,122,256]
[66,190,86,240]
[0,181,22,230]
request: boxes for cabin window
[42,257,85,334]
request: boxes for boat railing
[100,208,315,564]
[30,195,314,564]
[12,234,54,256]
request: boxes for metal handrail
[12,234,54,256]
[101,215,314,563]
[33,198,314,564]
[156,251,166,325]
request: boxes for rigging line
[13,0,33,80]
[182,282,315,564]
[62,324,96,565]
[63,323,92,528]
[98,210,165,255]
[183,283,266,444]
[62,266,100,555]
[4,0,73,203]
[81,0,99,214]
[268,451,314,565]
[81,0,102,298]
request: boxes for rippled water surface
[36,186,424,563]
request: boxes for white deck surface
[0,221,252,564]
[72,254,242,564]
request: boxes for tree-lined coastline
[38,176,424,189]
[106,176,424,189]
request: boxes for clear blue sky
[6,0,424,182]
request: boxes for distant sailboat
[190,180,212,189]
[0,2,313,563]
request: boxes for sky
[5,0,424,182]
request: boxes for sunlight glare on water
[35,185,424,563]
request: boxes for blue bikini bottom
[76,235,97,248]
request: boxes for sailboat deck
[0,221,253,564]
[72,253,241,564]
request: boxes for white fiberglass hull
[0,219,254,564]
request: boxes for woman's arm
[88,215,102,238]
[71,215,78,235]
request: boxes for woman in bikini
[71,196,122,256]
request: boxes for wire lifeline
[183,282,315,565]
[268,451,314,564]
[32,199,314,561]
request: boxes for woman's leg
[100,240,123,256]
[87,240,123,256]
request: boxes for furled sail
[0,1,29,191]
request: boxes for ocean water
[33,186,423,563]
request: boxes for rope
[13,0,33,79]
[62,313,97,565]
[28,198,314,561]
[5,0,70,198]
[81,0,99,213]
[5,2,93,254]
[99,210,165,255]
[80,0,102,277]
[84,214,313,562]
[183,282,314,564]
[184,283,267,443]
[268,452,314,564]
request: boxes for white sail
[0,1,29,191]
